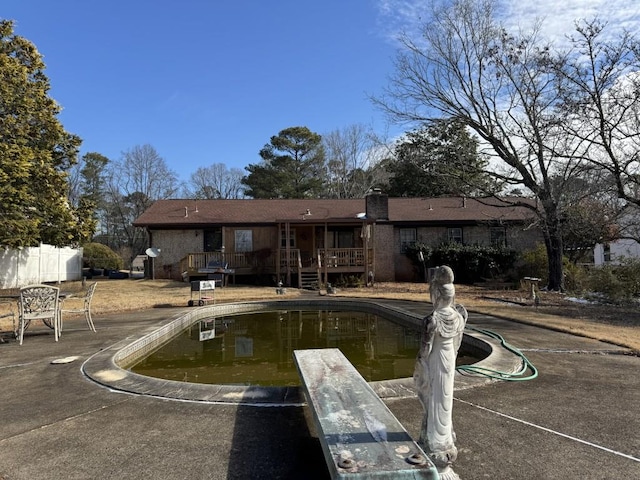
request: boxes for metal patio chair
[17,284,61,345]
[60,282,97,333]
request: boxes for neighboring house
[594,206,640,266]
[594,240,640,266]
[133,191,540,286]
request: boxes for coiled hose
[456,325,538,381]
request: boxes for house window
[281,228,296,248]
[400,228,417,253]
[326,228,355,248]
[337,230,354,248]
[235,230,253,252]
[490,227,507,247]
[448,227,463,243]
[603,244,611,263]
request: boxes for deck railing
[318,248,369,268]
[180,251,277,275]
[180,247,370,278]
[279,249,302,269]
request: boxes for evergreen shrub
[408,242,518,284]
[585,257,640,303]
[82,242,124,270]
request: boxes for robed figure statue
[414,265,467,480]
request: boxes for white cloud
[376,0,640,44]
[502,0,639,43]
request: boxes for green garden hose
[457,326,539,381]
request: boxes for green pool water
[130,309,476,387]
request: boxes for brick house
[133,192,540,286]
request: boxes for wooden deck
[180,248,373,287]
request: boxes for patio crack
[0,398,132,444]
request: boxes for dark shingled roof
[133,197,536,228]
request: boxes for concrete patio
[1,300,638,479]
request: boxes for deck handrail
[180,251,277,274]
[317,248,370,267]
[180,247,370,282]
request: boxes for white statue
[414,265,467,480]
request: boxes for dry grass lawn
[1,278,639,352]
[339,282,640,352]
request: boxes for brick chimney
[365,189,389,220]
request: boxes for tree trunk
[543,223,564,291]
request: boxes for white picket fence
[0,244,83,289]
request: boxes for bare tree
[111,145,179,203]
[373,0,607,290]
[323,124,388,198]
[187,163,245,199]
[102,144,179,266]
[556,20,640,207]
[322,124,379,198]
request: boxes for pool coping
[82,299,523,406]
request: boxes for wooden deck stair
[300,270,319,290]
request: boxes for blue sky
[4,1,400,181]
[4,0,638,183]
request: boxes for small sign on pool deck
[188,280,216,306]
[198,280,216,291]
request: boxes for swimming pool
[129,309,481,386]
[82,299,520,406]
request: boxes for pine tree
[243,126,326,198]
[0,19,92,248]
